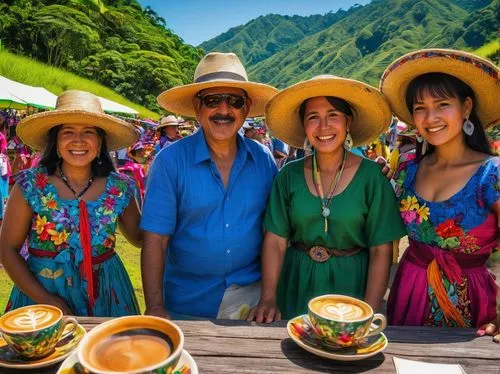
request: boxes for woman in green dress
[248,75,406,322]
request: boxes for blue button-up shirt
[140,129,278,317]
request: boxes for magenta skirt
[387,240,497,327]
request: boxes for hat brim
[16,110,139,151]
[265,77,392,149]
[380,49,500,128]
[157,80,278,118]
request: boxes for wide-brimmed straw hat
[157,115,180,128]
[380,48,500,128]
[157,52,278,117]
[265,75,392,148]
[16,90,139,151]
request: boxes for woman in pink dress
[380,49,499,339]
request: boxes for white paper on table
[393,357,467,374]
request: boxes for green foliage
[0,0,203,113]
[204,0,499,89]
[0,51,158,119]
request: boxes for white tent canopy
[0,76,138,116]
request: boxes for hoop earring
[344,132,353,150]
[462,117,474,136]
[97,157,102,166]
[56,149,61,159]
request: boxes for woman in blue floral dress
[0,90,142,316]
[380,49,499,337]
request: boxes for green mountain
[202,0,499,88]
[199,6,362,66]
[0,0,204,113]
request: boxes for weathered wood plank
[2,318,497,374]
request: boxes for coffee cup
[0,304,78,359]
[78,315,184,374]
[308,294,386,347]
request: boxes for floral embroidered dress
[387,157,499,327]
[5,167,140,316]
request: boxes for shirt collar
[193,128,254,165]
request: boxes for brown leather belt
[291,242,363,263]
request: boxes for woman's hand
[375,157,393,179]
[247,299,281,323]
[477,317,500,343]
[40,294,73,315]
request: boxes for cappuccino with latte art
[308,294,386,347]
[309,296,371,321]
[0,305,60,332]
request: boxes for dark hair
[405,73,493,160]
[299,96,353,123]
[39,125,116,177]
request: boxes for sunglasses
[197,93,247,109]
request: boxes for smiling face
[303,96,352,154]
[57,124,102,168]
[411,88,471,147]
[194,86,251,144]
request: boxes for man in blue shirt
[140,52,278,319]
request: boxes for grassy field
[0,232,145,315]
[0,51,159,120]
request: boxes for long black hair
[39,125,116,177]
[405,73,493,161]
[299,96,353,123]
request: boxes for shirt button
[225,224,230,228]
[226,249,231,254]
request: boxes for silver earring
[56,149,61,158]
[97,157,102,166]
[344,132,353,150]
[463,118,474,136]
[416,133,427,155]
[303,138,313,152]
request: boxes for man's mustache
[210,114,235,122]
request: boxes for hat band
[194,71,247,83]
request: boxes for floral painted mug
[308,294,386,347]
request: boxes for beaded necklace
[59,167,94,200]
[312,149,347,234]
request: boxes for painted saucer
[287,314,388,361]
[57,349,199,374]
[0,323,86,369]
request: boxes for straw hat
[157,52,278,117]
[380,48,500,128]
[265,75,392,148]
[157,115,180,128]
[16,90,139,151]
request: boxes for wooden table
[4,317,499,373]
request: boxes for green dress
[264,156,406,319]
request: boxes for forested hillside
[0,0,204,112]
[202,0,499,88]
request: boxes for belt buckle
[308,246,331,262]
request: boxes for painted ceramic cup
[78,315,184,374]
[308,294,386,347]
[0,304,78,359]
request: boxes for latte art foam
[0,307,60,331]
[311,299,370,321]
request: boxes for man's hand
[145,305,171,320]
[247,299,281,323]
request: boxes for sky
[137,0,371,46]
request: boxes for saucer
[287,314,388,361]
[0,323,86,369]
[57,349,199,374]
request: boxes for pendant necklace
[59,167,94,200]
[312,150,347,234]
